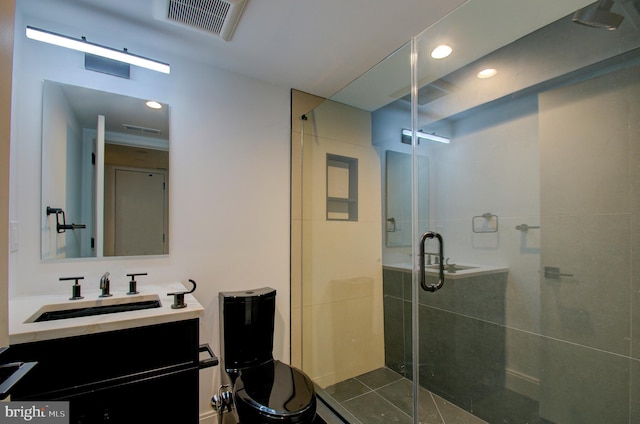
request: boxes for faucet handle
[60,276,84,300]
[126,273,148,295]
[167,279,197,309]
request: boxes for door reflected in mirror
[41,81,169,260]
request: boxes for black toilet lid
[234,360,316,420]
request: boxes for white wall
[10,9,291,419]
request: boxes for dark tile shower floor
[320,367,488,424]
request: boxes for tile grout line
[371,386,414,422]
[339,385,374,404]
[429,391,447,424]
[354,376,405,392]
[341,384,412,422]
[349,374,414,421]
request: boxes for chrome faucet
[99,272,112,297]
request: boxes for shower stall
[291,0,640,422]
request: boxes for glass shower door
[292,41,421,422]
[408,1,640,423]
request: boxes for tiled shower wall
[536,65,640,423]
[383,267,513,422]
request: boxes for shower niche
[326,154,358,221]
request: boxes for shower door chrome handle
[419,231,444,292]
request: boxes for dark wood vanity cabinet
[4,319,200,423]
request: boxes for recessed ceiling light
[431,45,453,59]
[477,68,497,79]
[146,100,163,109]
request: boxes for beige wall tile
[292,92,384,385]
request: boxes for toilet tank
[219,287,276,372]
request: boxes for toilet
[219,287,317,424]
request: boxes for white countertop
[383,263,508,279]
[9,281,204,345]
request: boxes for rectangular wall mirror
[385,150,429,247]
[41,80,170,260]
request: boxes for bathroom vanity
[6,282,208,423]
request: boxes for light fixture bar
[402,129,450,144]
[26,26,170,74]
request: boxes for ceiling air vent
[123,124,163,136]
[159,0,248,41]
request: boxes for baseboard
[199,410,217,424]
[312,371,337,389]
[505,367,539,401]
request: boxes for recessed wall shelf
[326,154,358,221]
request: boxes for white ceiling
[16,0,606,115]
[15,0,469,99]
[331,0,596,110]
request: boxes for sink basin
[426,264,478,272]
[24,294,162,323]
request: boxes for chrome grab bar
[419,231,444,292]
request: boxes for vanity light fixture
[431,45,453,59]
[25,26,171,74]
[402,129,450,144]
[145,100,163,109]
[477,68,497,79]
